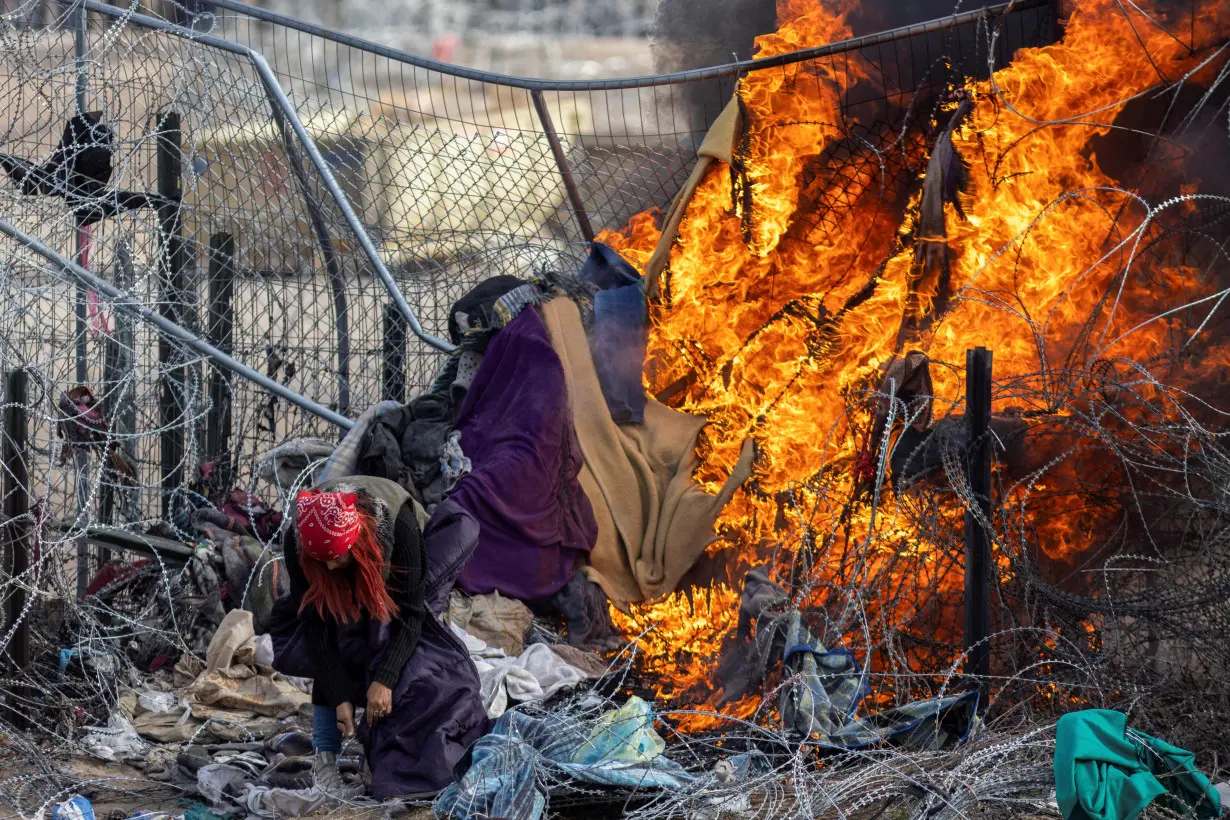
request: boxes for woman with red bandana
[269,476,486,800]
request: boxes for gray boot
[312,751,346,792]
[312,751,365,799]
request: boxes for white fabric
[440,430,472,483]
[197,763,249,806]
[451,626,594,718]
[253,633,275,668]
[80,713,146,761]
[137,689,179,714]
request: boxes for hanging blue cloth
[578,242,649,425]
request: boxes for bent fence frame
[61,0,1048,405]
[0,0,1056,528]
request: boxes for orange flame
[604,0,1229,720]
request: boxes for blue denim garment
[312,703,342,754]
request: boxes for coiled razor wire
[0,0,1229,817]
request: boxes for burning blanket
[539,296,754,604]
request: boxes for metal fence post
[71,0,92,595]
[964,346,993,688]
[3,368,31,730]
[73,0,89,387]
[206,233,235,491]
[531,90,594,243]
[382,302,407,404]
[156,110,186,518]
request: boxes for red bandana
[295,490,361,561]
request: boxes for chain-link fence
[7,0,1230,812]
[0,0,1057,529]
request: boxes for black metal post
[964,347,993,687]
[156,110,186,518]
[531,90,594,243]
[382,302,407,404]
[72,1,89,388]
[206,233,235,492]
[3,368,30,730]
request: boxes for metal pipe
[82,0,454,355]
[963,346,993,687]
[72,0,90,590]
[532,90,594,243]
[73,1,89,386]
[246,52,453,353]
[0,218,354,430]
[199,0,1047,92]
[73,0,88,114]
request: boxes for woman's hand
[366,682,393,725]
[336,702,356,738]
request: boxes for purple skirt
[271,613,488,799]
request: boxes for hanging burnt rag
[641,96,743,300]
[56,385,138,483]
[0,112,164,226]
[899,92,974,343]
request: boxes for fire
[603,0,1230,720]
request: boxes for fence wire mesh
[2,0,1230,816]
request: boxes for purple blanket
[453,306,597,602]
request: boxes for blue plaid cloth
[776,610,979,750]
[436,708,701,820]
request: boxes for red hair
[299,508,399,624]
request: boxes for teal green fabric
[1055,710,1222,820]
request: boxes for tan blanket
[540,297,754,605]
[184,610,309,720]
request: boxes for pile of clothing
[308,242,753,653]
[341,246,759,809]
[67,241,761,810]
[446,590,609,718]
[78,610,374,817]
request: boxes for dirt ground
[0,750,436,820]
